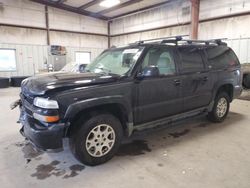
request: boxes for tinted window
[142,47,176,76]
[206,46,240,69]
[178,47,204,73]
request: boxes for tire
[207,92,230,122]
[243,73,250,89]
[0,77,10,88]
[70,114,123,166]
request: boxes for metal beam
[45,5,50,45]
[109,1,173,20]
[0,23,108,37]
[78,0,103,10]
[98,0,143,15]
[190,0,200,39]
[108,21,111,48]
[30,0,108,20]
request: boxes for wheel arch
[214,83,234,102]
[64,96,133,137]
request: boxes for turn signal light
[33,113,59,123]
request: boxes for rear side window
[206,46,240,69]
[178,47,205,73]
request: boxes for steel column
[190,0,200,39]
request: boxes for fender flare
[64,95,133,124]
[212,80,234,100]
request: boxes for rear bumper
[233,85,243,99]
[20,114,65,151]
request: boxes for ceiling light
[100,0,120,8]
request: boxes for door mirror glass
[138,66,160,78]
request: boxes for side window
[142,48,176,76]
[178,47,204,73]
[206,46,240,69]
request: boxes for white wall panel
[110,25,189,47]
[110,0,250,36]
[0,43,105,77]
[48,7,107,34]
[0,0,46,27]
[199,15,250,39]
[0,26,47,45]
[0,43,48,77]
[49,31,108,49]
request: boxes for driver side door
[134,46,183,124]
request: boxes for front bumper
[19,111,65,151]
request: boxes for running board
[133,107,208,131]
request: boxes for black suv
[14,37,242,166]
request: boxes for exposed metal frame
[30,0,173,21]
[30,0,108,20]
[78,0,103,10]
[45,5,50,45]
[0,23,108,37]
[108,21,111,48]
[190,0,200,39]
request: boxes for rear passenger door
[177,46,213,112]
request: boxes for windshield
[85,47,144,75]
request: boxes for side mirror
[137,66,160,79]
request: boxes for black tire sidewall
[72,114,123,166]
[210,92,230,122]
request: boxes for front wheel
[207,92,230,122]
[70,114,123,166]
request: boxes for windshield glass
[85,47,144,75]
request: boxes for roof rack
[180,38,228,46]
[129,35,189,45]
[161,38,227,46]
[130,36,227,46]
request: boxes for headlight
[33,97,59,109]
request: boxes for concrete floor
[0,88,250,188]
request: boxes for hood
[21,72,119,96]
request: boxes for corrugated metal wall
[0,43,104,77]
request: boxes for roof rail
[181,38,227,46]
[129,35,189,45]
[129,36,227,46]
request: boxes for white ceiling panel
[64,0,93,8]
[85,0,130,13]
[103,0,170,17]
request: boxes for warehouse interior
[0,0,250,187]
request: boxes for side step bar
[133,107,208,132]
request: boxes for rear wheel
[70,114,123,166]
[207,92,230,122]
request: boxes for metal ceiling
[30,0,172,20]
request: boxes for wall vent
[182,6,190,16]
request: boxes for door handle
[174,79,181,86]
[202,76,208,82]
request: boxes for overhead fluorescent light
[100,0,120,8]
